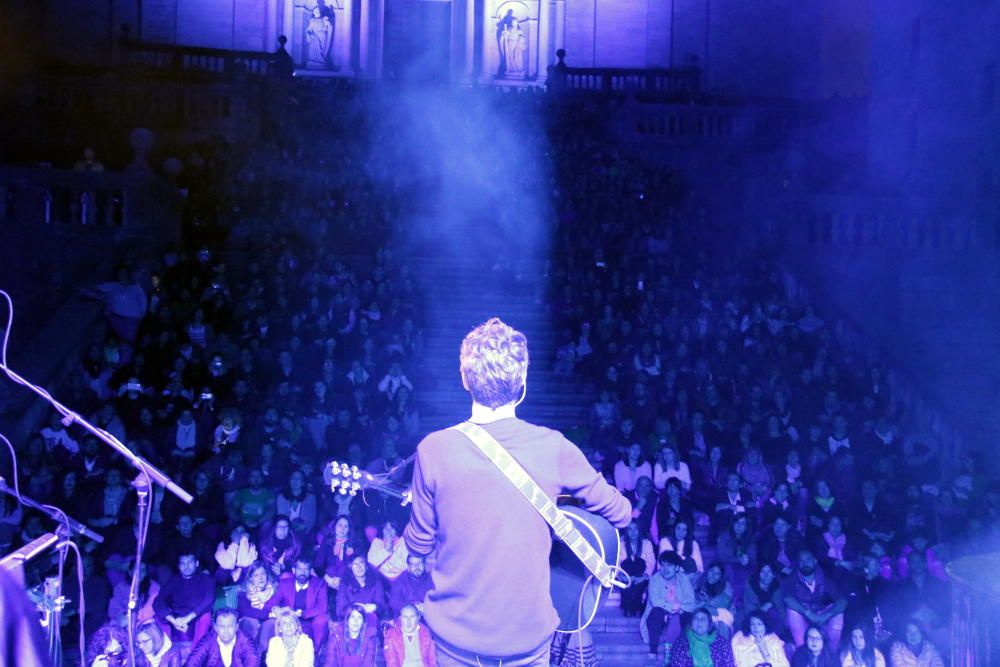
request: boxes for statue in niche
[501,18,527,78]
[495,9,515,77]
[305,6,334,69]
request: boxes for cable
[0,432,23,504]
[0,289,11,370]
[2,291,90,661]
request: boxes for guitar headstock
[328,461,364,496]
[326,460,409,502]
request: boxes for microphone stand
[1,361,192,667]
[0,477,104,544]
[0,363,193,505]
[0,479,102,666]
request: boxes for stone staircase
[406,256,591,435]
[589,590,666,666]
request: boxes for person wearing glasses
[135,620,183,667]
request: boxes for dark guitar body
[550,504,621,633]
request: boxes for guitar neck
[363,479,408,500]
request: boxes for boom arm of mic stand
[0,362,193,504]
[0,477,103,543]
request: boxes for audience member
[185,608,260,667]
[388,554,433,618]
[382,604,435,667]
[271,555,330,650]
[324,604,377,667]
[667,607,736,666]
[730,610,790,667]
[265,609,314,667]
[153,553,215,644]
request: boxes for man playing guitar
[403,318,632,666]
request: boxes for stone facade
[36,0,869,95]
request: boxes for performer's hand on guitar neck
[401,488,413,507]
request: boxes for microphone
[0,477,104,544]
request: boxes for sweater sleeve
[647,573,667,609]
[402,446,437,556]
[677,575,698,613]
[560,441,632,528]
[192,574,217,616]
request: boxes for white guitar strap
[451,421,624,589]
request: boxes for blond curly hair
[459,318,529,408]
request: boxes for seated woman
[236,561,279,653]
[840,624,886,667]
[790,625,839,667]
[692,446,730,516]
[654,478,694,544]
[695,564,736,638]
[335,555,386,623]
[761,483,796,533]
[742,562,787,637]
[266,609,315,667]
[888,619,945,667]
[621,520,656,617]
[615,442,653,496]
[276,470,318,537]
[324,604,377,667]
[135,619,183,667]
[316,516,360,591]
[107,561,160,628]
[85,624,129,667]
[366,520,409,582]
[813,515,855,588]
[716,514,757,600]
[731,610,790,667]
[214,524,258,585]
[805,480,841,541]
[659,517,704,577]
[736,447,774,508]
[258,516,301,577]
[655,445,692,492]
[668,607,736,667]
[631,476,658,538]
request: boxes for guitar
[327,461,624,632]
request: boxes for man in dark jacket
[388,554,434,617]
[271,555,329,649]
[153,552,216,642]
[185,608,259,667]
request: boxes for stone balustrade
[120,38,275,79]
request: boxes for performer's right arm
[403,446,437,556]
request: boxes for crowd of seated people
[542,128,989,666]
[2,83,998,667]
[5,87,440,666]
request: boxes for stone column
[482,0,495,80]
[554,0,565,52]
[369,0,384,77]
[266,0,279,51]
[359,0,371,74]
[537,0,550,81]
[281,0,295,57]
[466,0,476,79]
[343,0,355,72]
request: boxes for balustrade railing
[0,164,181,244]
[763,193,999,253]
[119,39,275,79]
[554,66,701,99]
